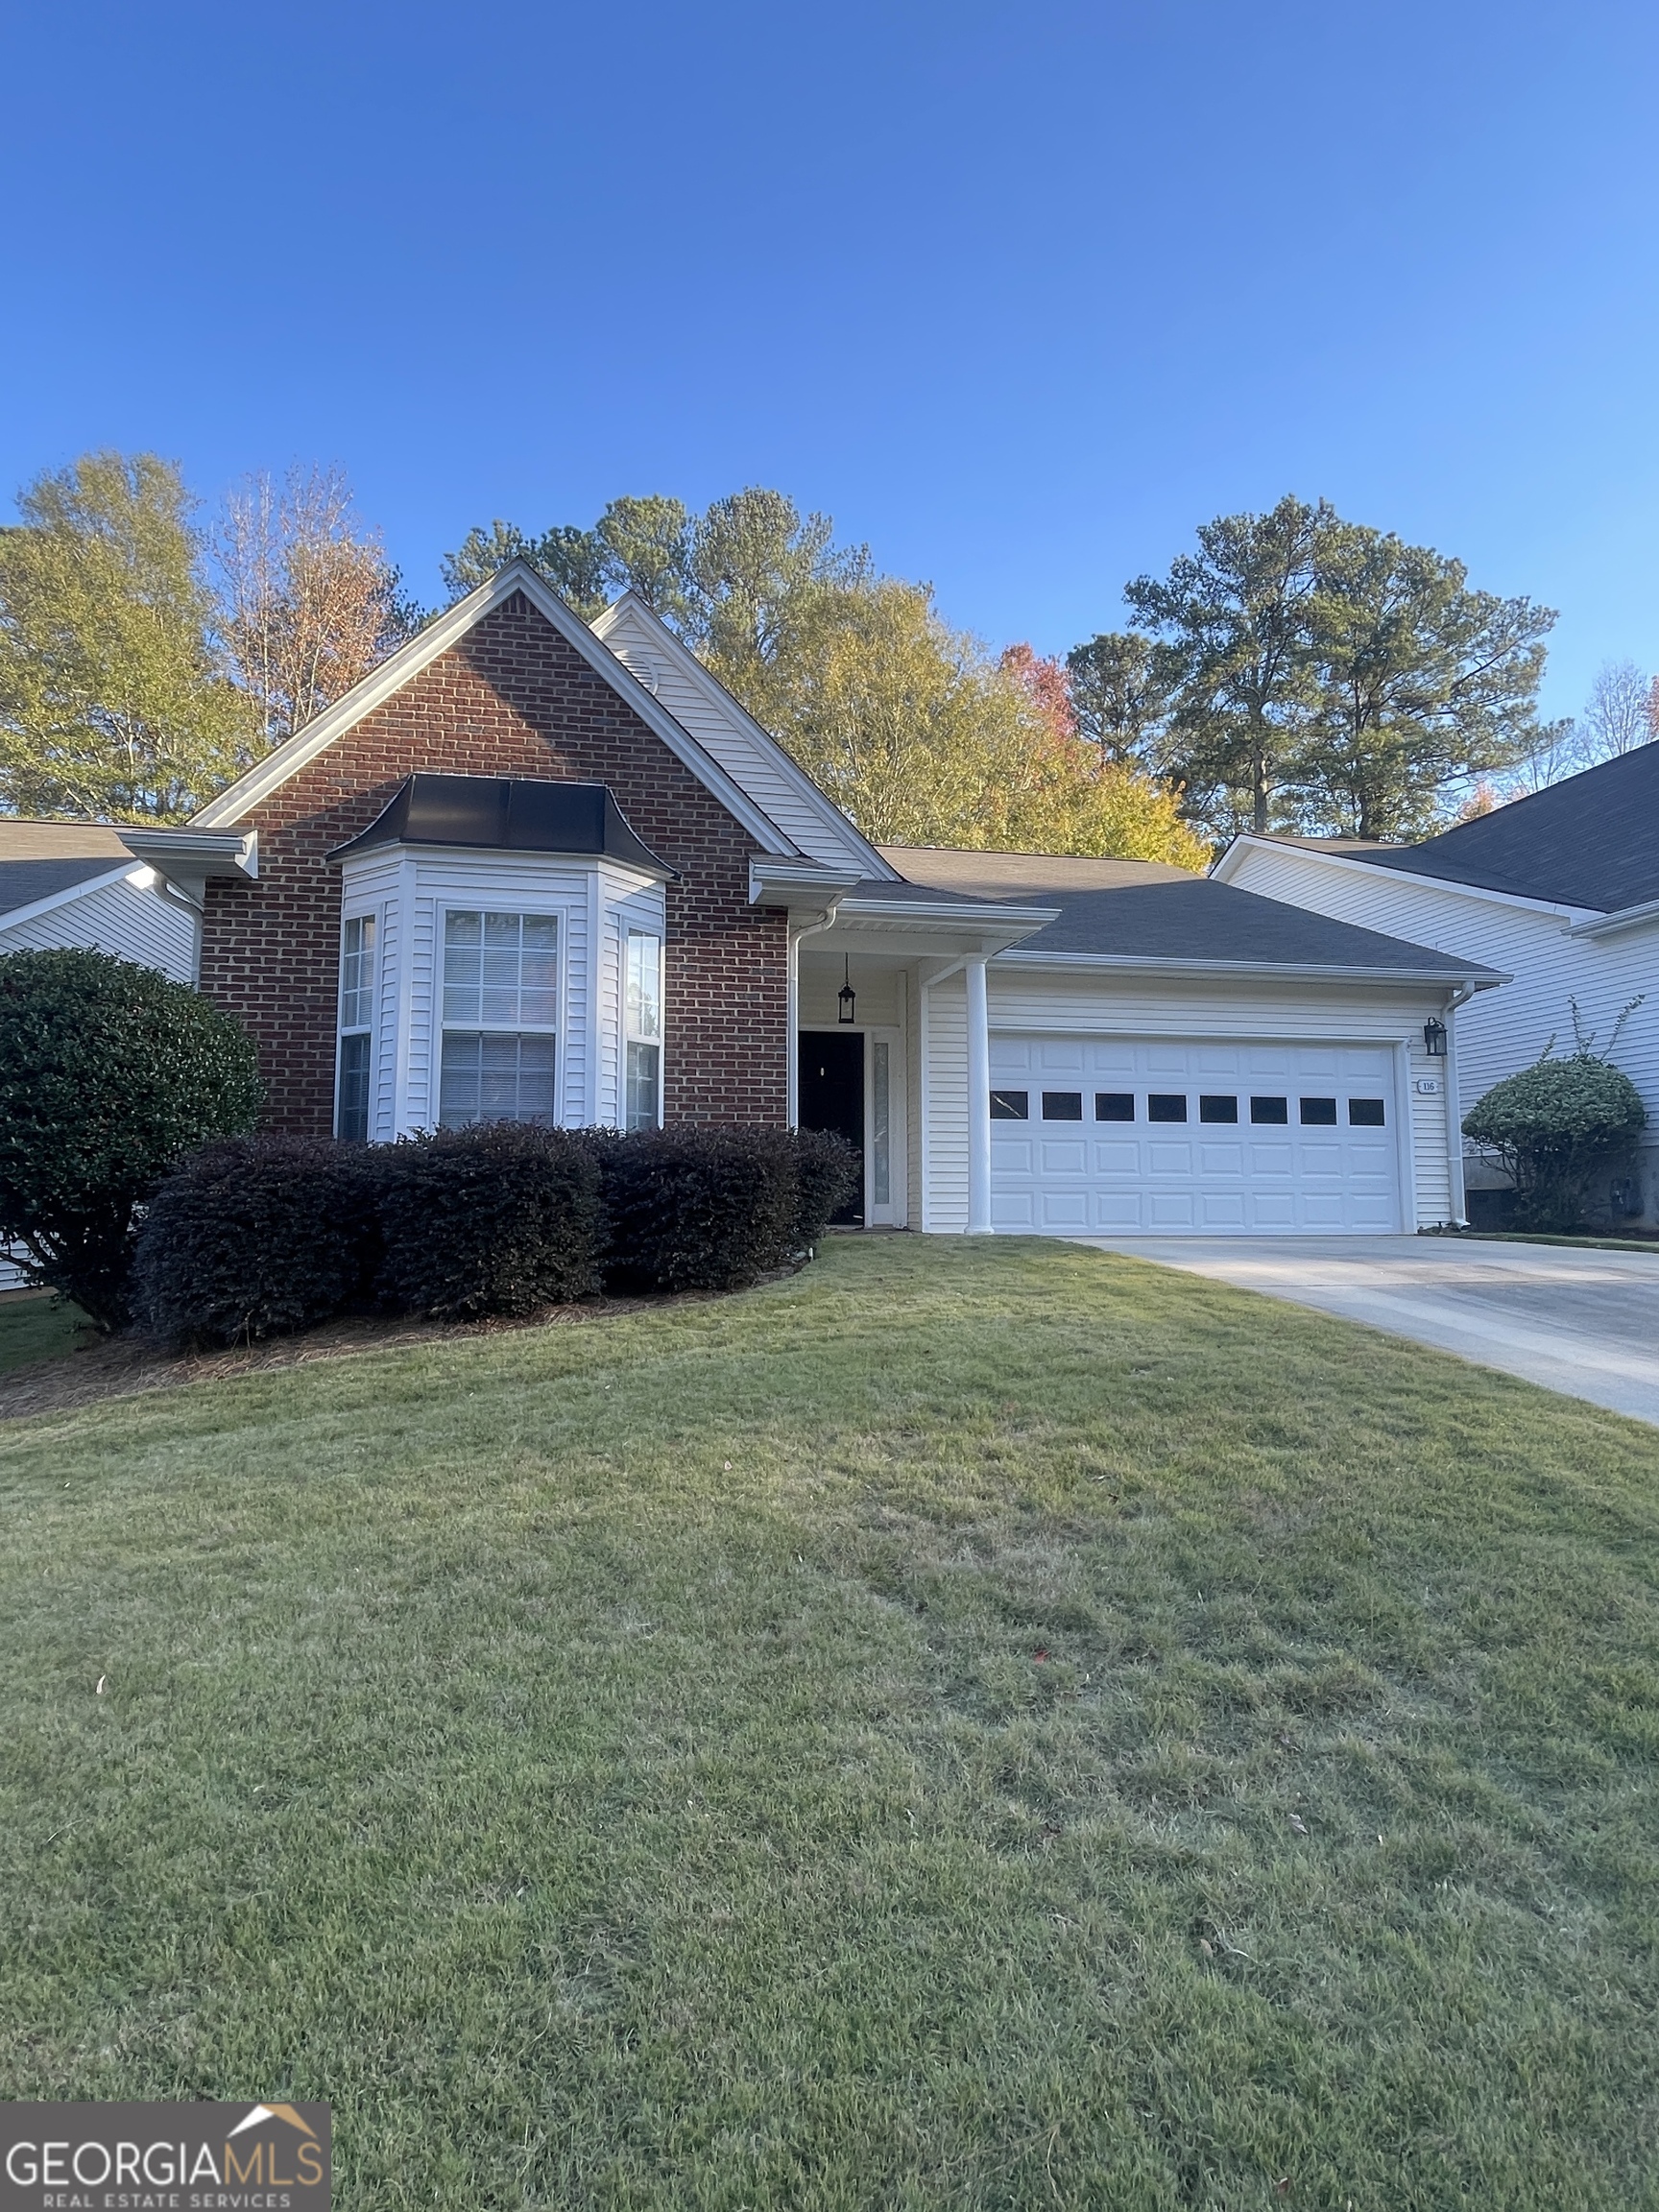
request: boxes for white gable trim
[192,562,800,855]
[591,593,897,879]
[1214,833,1599,924]
[0,862,147,937]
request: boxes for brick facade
[199,592,789,1133]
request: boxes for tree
[440,518,612,616]
[1291,523,1562,839]
[999,643,1076,743]
[217,465,417,747]
[0,949,263,1329]
[0,451,252,821]
[1576,659,1656,764]
[1123,494,1333,838]
[758,580,1206,864]
[1065,631,1173,767]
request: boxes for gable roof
[191,562,800,856]
[881,846,1503,983]
[0,821,140,923]
[329,775,674,878]
[1290,744,1659,915]
[590,593,895,878]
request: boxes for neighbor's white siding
[1222,842,1659,1127]
[0,870,198,981]
[918,964,1459,1232]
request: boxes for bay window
[624,930,661,1131]
[438,909,559,1126]
[336,912,375,1141]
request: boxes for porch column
[966,953,993,1234]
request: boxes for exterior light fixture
[837,957,856,1024]
[1423,1017,1447,1058]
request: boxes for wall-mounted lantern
[837,957,856,1024]
[1423,1017,1447,1058]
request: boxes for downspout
[787,909,843,1128]
[1442,983,1476,1228]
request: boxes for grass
[1,1237,1656,2211]
[0,1288,90,1373]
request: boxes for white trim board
[193,562,799,857]
[1213,833,1601,925]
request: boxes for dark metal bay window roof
[327,775,676,878]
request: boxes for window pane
[445,909,557,1030]
[1250,1095,1288,1124]
[625,1040,661,1132]
[1349,1097,1386,1126]
[439,1032,557,1128]
[1300,1096,1338,1125]
[872,1040,890,1206]
[626,933,661,1041]
[1094,1093,1134,1121]
[989,1089,1028,1120]
[337,1031,371,1142]
[1199,1094,1238,1123]
[1148,1094,1188,1122]
[1042,1091,1083,1120]
[340,913,376,1031]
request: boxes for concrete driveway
[1072,1234,1659,1427]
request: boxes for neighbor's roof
[0,821,138,919]
[879,845,1503,982]
[327,775,676,878]
[1320,743,1659,914]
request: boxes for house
[0,820,202,978]
[1215,745,1659,1224]
[132,560,1500,1238]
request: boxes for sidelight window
[624,931,662,1131]
[438,909,559,1127]
[336,912,376,1142]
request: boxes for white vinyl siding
[0,870,198,981]
[597,603,880,875]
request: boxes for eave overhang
[994,949,1509,990]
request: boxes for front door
[799,1030,865,1225]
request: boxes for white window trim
[436,898,567,1129]
[623,927,665,1132]
[336,906,379,1140]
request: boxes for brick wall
[199,591,789,1133]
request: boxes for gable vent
[615,649,660,695]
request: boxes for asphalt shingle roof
[1336,742,1659,913]
[0,823,135,921]
[876,847,1498,979]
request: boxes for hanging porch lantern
[837,957,856,1024]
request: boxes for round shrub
[588,1126,800,1292]
[0,948,262,1330]
[373,1122,604,1319]
[134,1135,378,1349]
[786,1127,861,1247]
[1463,1054,1647,1231]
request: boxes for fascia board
[334,839,673,887]
[123,828,258,878]
[592,594,897,878]
[1214,834,1598,924]
[1570,898,1659,939]
[994,950,1510,989]
[0,862,144,936]
[194,564,801,858]
[835,897,1060,929]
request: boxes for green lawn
[0,1288,89,1374]
[2,1238,1656,2211]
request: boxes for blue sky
[2,0,1655,721]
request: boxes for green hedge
[135,1123,861,1349]
[1463,1054,1647,1232]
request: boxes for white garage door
[990,1036,1403,1235]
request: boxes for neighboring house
[1216,745,1659,1224]
[123,559,1500,1238]
[0,821,212,1288]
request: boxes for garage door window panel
[990,1089,1029,1120]
[1094,1092,1135,1121]
[1251,1096,1288,1123]
[1042,1092,1083,1120]
[1199,1094,1238,1123]
[1299,1096,1338,1125]
[1148,1094,1188,1122]
[1348,1097,1386,1125]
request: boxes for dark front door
[799,1030,864,1225]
